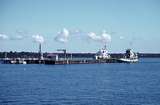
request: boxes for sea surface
[0,58,160,105]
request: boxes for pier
[0,45,140,64]
[0,57,120,64]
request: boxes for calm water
[0,58,160,105]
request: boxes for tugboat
[118,49,138,63]
[95,45,110,60]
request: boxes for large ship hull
[117,58,138,63]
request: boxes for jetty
[0,57,121,64]
[0,45,139,64]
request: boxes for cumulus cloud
[8,30,30,40]
[88,32,101,41]
[101,30,111,43]
[54,28,112,45]
[32,34,44,44]
[0,34,9,40]
[54,28,69,43]
[88,30,111,44]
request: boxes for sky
[0,0,160,53]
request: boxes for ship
[117,49,138,63]
[95,45,111,60]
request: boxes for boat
[118,49,138,63]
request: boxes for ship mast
[39,43,43,60]
[104,43,107,50]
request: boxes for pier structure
[0,56,120,64]
[0,46,138,64]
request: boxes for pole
[39,43,41,60]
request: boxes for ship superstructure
[95,45,110,60]
[118,49,138,63]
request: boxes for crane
[57,49,67,60]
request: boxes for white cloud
[101,31,111,43]
[32,34,44,44]
[54,28,69,43]
[88,31,111,44]
[0,34,9,40]
[54,28,112,45]
[88,32,101,41]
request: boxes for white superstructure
[95,45,110,60]
[119,49,138,63]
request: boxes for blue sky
[0,0,160,53]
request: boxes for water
[0,58,160,105]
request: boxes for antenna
[104,43,107,49]
[39,43,41,54]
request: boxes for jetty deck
[0,58,120,64]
